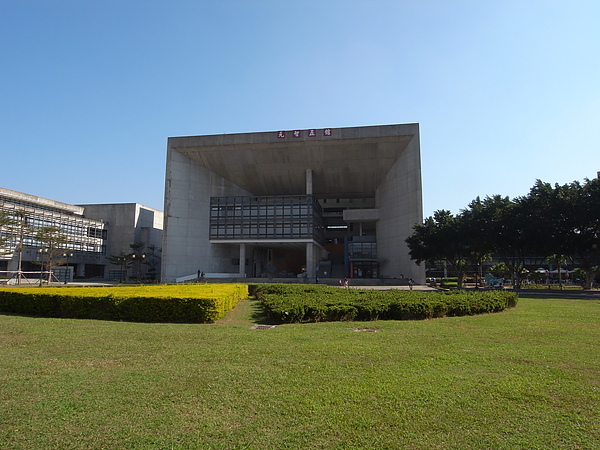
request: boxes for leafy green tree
[460,197,499,288]
[489,262,509,278]
[461,195,529,289]
[525,180,566,256]
[406,210,470,288]
[525,178,599,288]
[560,178,600,289]
[571,268,587,286]
[408,177,599,290]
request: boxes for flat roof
[0,187,84,215]
[168,123,419,197]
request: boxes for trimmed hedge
[251,284,518,323]
[0,284,248,323]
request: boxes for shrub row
[251,284,518,323]
[0,284,248,323]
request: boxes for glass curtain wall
[0,200,106,255]
[210,195,324,244]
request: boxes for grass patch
[0,297,598,448]
[521,283,586,290]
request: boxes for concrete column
[306,168,313,195]
[239,243,246,277]
[306,242,315,279]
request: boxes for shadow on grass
[215,298,282,326]
[249,298,282,325]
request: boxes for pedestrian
[409,278,413,290]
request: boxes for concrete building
[0,187,107,282]
[162,123,425,284]
[81,203,163,281]
[0,187,163,283]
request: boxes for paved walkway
[343,284,437,291]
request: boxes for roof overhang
[168,124,419,197]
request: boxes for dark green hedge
[251,284,518,323]
[0,291,221,323]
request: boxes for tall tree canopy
[406,177,600,289]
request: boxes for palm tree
[547,254,568,290]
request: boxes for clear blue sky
[2,1,599,217]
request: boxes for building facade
[81,203,163,281]
[0,187,107,282]
[162,123,425,283]
[0,188,163,283]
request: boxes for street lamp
[131,253,146,281]
[37,248,48,286]
[116,255,130,283]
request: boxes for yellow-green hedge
[0,284,248,323]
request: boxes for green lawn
[1,297,598,449]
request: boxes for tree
[408,177,599,290]
[489,262,510,279]
[34,226,69,285]
[571,268,587,287]
[1,210,31,284]
[461,195,530,289]
[0,209,14,256]
[460,197,499,289]
[560,178,600,289]
[406,210,471,288]
[129,242,147,281]
[144,244,162,281]
[546,254,568,289]
[107,253,134,283]
[525,178,599,289]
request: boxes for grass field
[1,296,598,449]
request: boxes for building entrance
[351,261,379,278]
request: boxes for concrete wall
[376,128,426,283]
[161,148,250,282]
[82,203,163,277]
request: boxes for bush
[251,284,518,323]
[0,284,248,323]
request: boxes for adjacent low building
[80,203,164,281]
[0,187,163,283]
[161,123,425,283]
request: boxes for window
[209,195,324,243]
